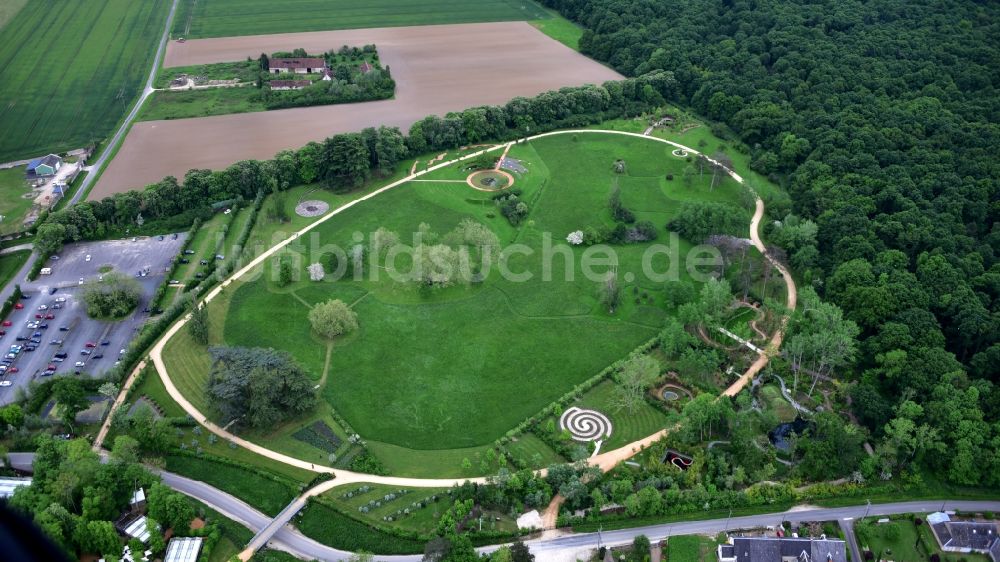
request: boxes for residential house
[269,57,327,74]
[26,154,62,178]
[269,80,311,91]
[928,512,1000,562]
[718,536,848,562]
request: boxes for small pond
[768,417,810,452]
[662,390,679,401]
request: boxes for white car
[85,255,92,262]
[74,361,85,368]
[0,381,12,387]
[54,297,66,303]
[78,278,84,285]
[38,304,48,311]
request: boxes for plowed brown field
[90,22,620,199]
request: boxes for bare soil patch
[90,22,621,199]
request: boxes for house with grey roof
[927,512,1000,562]
[718,536,848,562]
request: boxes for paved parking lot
[0,235,187,405]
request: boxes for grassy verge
[0,249,30,290]
[182,496,255,562]
[0,167,32,236]
[666,535,720,562]
[165,454,299,516]
[530,10,584,50]
[294,499,427,555]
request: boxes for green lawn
[165,454,299,516]
[0,250,29,292]
[856,516,991,562]
[161,131,757,470]
[667,535,719,562]
[174,0,552,38]
[573,378,673,450]
[530,13,584,50]
[295,499,427,555]
[0,0,170,162]
[0,167,33,236]
[506,432,567,467]
[139,87,263,121]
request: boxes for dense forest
[540,0,999,484]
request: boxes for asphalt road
[8,452,997,562]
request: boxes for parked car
[59,326,69,332]
[54,297,66,303]
[23,345,35,352]
[14,337,26,342]
[38,324,48,329]
[85,342,97,348]
[199,259,208,265]
[44,314,54,320]
[85,255,92,262]
[50,339,63,345]
[80,349,91,356]
[100,340,110,346]
[0,381,12,387]
[158,235,164,241]
[13,303,23,310]
[78,278,84,285]
[0,331,5,336]
[41,370,55,376]
[180,258,190,264]
[51,357,64,363]
[19,294,29,300]
[2,321,11,327]
[49,287,58,295]
[37,305,47,311]
[54,352,67,359]
[74,361,85,368]
[8,367,19,373]
[32,331,41,338]
[51,304,62,309]
[172,233,178,239]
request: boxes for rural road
[6,452,994,561]
[67,0,180,206]
[146,129,792,490]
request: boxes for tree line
[34,72,676,258]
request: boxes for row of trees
[35,72,676,256]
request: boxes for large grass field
[0,0,26,30]
[161,131,756,471]
[0,0,170,162]
[173,0,552,38]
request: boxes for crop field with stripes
[0,0,169,162]
[173,0,551,38]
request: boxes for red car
[85,342,97,348]
[44,314,55,320]
[34,314,43,319]
[1,321,10,327]
[7,367,18,373]
[47,364,56,371]
[14,303,23,310]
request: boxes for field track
[90,22,620,199]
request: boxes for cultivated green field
[0,0,170,162]
[0,0,26,31]
[173,0,552,38]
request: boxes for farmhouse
[927,512,1000,561]
[270,80,312,91]
[717,536,848,562]
[269,57,327,74]
[25,154,62,178]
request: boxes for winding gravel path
[148,129,795,492]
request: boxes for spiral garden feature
[559,407,613,442]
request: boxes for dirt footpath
[90,21,621,199]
